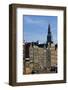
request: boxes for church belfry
[47,24,53,44]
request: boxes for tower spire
[46,24,53,44]
[48,24,51,33]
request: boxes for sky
[23,15,57,44]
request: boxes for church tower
[47,24,53,44]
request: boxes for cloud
[24,16,49,27]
